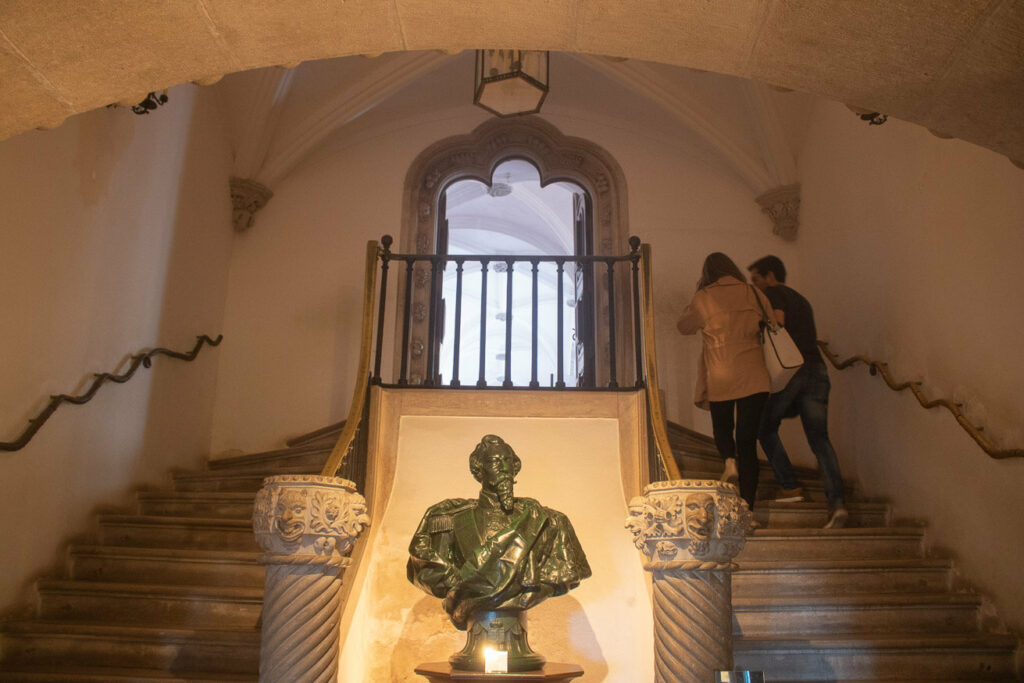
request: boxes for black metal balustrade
[370,234,646,390]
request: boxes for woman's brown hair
[697,252,746,290]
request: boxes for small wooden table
[414,662,584,682]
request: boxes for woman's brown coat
[677,275,772,409]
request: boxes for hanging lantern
[474,50,549,118]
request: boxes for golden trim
[321,241,380,476]
[640,243,682,479]
[818,341,1024,460]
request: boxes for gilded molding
[756,183,801,241]
[230,177,274,232]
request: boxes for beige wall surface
[797,100,1024,632]
[0,85,234,611]
[208,68,797,453]
[339,412,653,681]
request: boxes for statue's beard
[494,478,515,512]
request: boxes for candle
[483,647,509,673]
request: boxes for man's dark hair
[748,255,787,283]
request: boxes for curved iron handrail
[1,334,223,452]
[818,340,1024,460]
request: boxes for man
[407,435,591,670]
[749,256,848,529]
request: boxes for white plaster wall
[797,100,1024,632]
[0,85,234,611]
[339,414,653,682]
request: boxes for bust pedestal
[415,662,584,682]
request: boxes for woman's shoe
[720,458,739,483]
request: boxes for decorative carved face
[684,492,715,541]
[275,489,307,543]
[344,500,371,537]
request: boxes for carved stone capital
[230,177,274,232]
[755,183,800,241]
[252,474,370,566]
[625,479,753,571]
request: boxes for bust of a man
[407,434,591,671]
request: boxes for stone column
[253,474,370,683]
[626,480,753,683]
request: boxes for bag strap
[749,284,776,330]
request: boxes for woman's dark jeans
[709,391,769,510]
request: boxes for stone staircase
[0,420,1019,681]
[668,422,1022,682]
[0,426,338,682]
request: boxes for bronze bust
[407,434,591,671]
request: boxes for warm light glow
[483,646,509,673]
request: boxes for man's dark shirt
[763,284,823,365]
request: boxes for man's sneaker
[824,507,849,529]
[774,487,805,503]
[720,458,739,483]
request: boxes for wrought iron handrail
[1,334,223,452]
[818,340,1024,460]
[321,240,380,478]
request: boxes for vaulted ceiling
[2,1,1021,169]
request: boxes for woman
[677,252,773,510]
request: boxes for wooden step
[734,633,1020,681]
[737,527,926,562]
[68,545,263,588]
[36,580,262,628]
[98,515,258,552]
[733,558,953,597]
[0,621,258,675]
[733,592,983,637]
[136,491,256,519]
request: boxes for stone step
[0,666,255,682]
[0,621,258,675]
[36,580,262,629]
[136,491,256,519]
[755,501,889,529]
[733,592,983,637]
[285,419,345,448]
[68,545,263,588]
[734,633,1020,681]
[98,515,258,552]
[733,558,953,597]
[171,468,299,493]
[204,442,331,473]
[737,527,926,562]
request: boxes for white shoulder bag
[751,285,804,392]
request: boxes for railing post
[556,259,566,389]
[503,259,514,388]
[530,259,540,389]
[451,258,464,388]
[398,258,414,386]
[372,235,392,384]
[630,236,644,388]
[477,259,489,388]
[425,256,441,386]
[606,258,618,389]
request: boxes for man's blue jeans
[758,361,846,508]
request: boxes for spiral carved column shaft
[651,569,733,683]
[626,480,753,683]
[259,560,345,683]
[253,475,370,683]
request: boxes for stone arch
[398,117,634,386]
